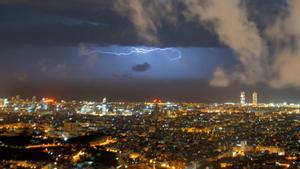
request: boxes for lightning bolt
[81,46,182,61]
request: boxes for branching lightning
[82,47,182,61]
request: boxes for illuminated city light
[42,98,55,103]
[0,95,299,168]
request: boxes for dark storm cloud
[132,62,151,72]
[0,5,137,45]
[2,0,300,102]
[0,0,288,46]
[0,1,220,47]
[0,0,285,47]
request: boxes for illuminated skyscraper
[0,98,4,108]
[32,96,37,103]
[3,99,8,107]
[101,97,108,115]
[102,97,107,103]
[240,91,246,106]
[16,95,20,100]
[252,92,258,106]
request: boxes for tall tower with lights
[0,98,4,108]
[240,91,246,106]
[101,97,108,115]
[252,92,258,106]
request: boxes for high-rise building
[240,91,246,106]
[16,95,20,101]
[32,96,37,103]
[252,92,258,106]
[102,97,107,103]
[101,97,108,115]
[0,98,4,108]
[3,99,9,107]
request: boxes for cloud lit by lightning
[81,46,182,61]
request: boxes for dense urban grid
[0,92,299,168]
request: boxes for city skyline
[3,91,300,108]
[2,90,300,105]
[0,92,299,168]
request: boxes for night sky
[1,0,300,103]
